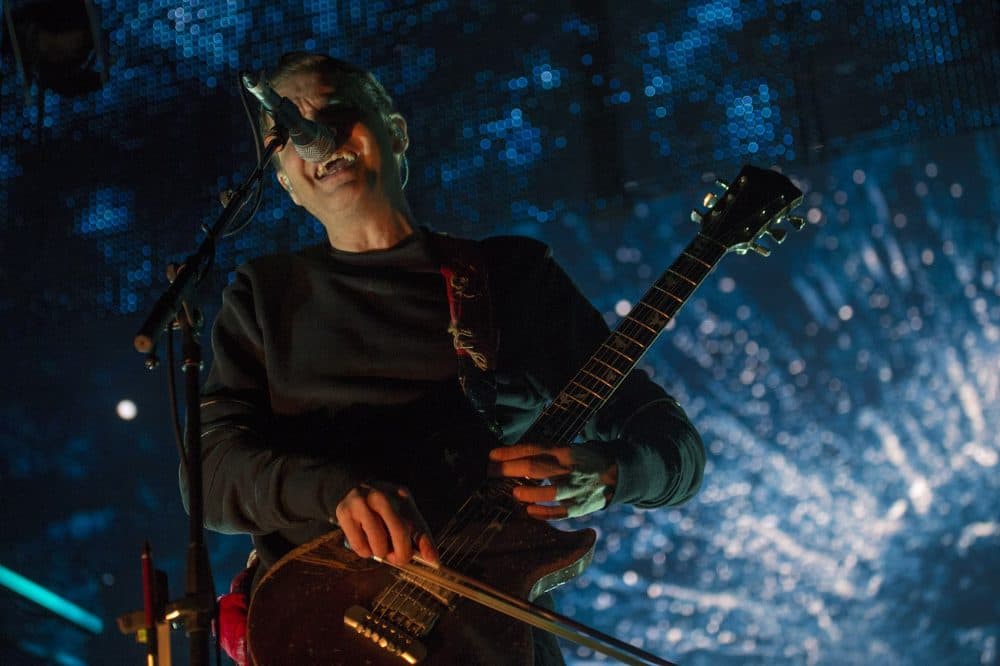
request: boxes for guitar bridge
[343,605,428,664]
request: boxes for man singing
[186,52,704,665]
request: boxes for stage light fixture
[2,0,108,98]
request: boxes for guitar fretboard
[521,232,728,445]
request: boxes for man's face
[268,71,401,222]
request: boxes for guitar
[246,165,804,664]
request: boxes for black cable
[166,322,188,478]
[218,71,269,238]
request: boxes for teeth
[316,151,358,178]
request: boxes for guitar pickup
[343,605,428,664]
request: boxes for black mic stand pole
[132,130,285,666]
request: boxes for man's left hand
[487,444,618,520]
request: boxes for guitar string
[364,239,722,639]
[370,493,512,631]
[370,489,506,623]
[549,239,719,438]
[370,504,486,627]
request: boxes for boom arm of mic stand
[133,135,284,355]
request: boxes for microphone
[241,71,337,163]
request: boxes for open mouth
[316,151,359,180]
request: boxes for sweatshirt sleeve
[487,237,705,509]
[178,268,363,535]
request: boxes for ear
[387,113,409,156]
[276,171,301,206]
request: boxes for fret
[666,267,698,287]
[588,357,627,385]
[590,356,625,376]
[635,299,669,319]
[681,250,713,269]
[625,315,657,335]
[544,400,569,413]
[673,253,712,278]
[570,379,605,402]
[692,232,731,257]
[555,390,590,409]
[651,283,685,304]
[696,232,729,253]
[601,342,635,363]
[612,330,646,349]
[580,367,615,389]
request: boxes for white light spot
[924,162,938,178]
[623,570,639,586]
[807,207,823,223]
[718,276,736,293]
[615,299,632,316]
[886,499,907,520]
[117,400,138,421]
[956,522,999,555]
[838,305,854,321]
[908,477,932,515]
[852,169,865,184]
[963,442,998,467]
[594,592,615,610]
[915,181,928,197]
[950,182,963,198]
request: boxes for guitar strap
[428,231,503,439]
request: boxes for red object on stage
[215,561,256,666]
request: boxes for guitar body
[247,519,596,665]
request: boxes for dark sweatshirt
[184,228,704,568]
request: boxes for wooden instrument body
[247,518,596,665]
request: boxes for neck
[321,198,415,253]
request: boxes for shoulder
[231,244,327,284]
[479,235,551,263]
[428,232,552,272]
[220,245,329,311]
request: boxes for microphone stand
[132,130,285,666]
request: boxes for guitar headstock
[694,165,805,257]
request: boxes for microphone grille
[295,128,338,163]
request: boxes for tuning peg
[715,179,729,191]
[691,210,703,224]
[766,228,788,244]
[749,242,771,257]
[702,192,718,208]
[786,215,805,230]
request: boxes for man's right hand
[334,482,440,567]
